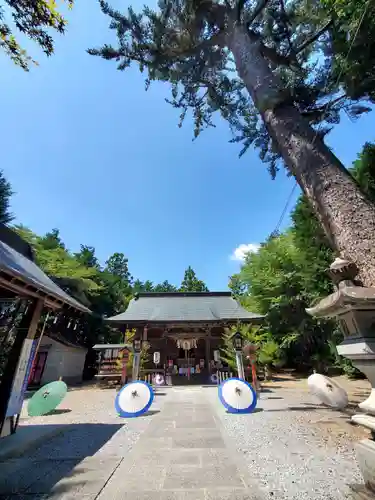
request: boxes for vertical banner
[132,353,141,381]
[6,339,37,417]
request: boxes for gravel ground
[209,386,363,500]
[19,386,168,460]
[16,382,366,499]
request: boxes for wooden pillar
[142,324,148,341]
[0,298,44,436]
[205,334,211,374]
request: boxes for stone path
[97,387,262,499]
[0,387,263,499]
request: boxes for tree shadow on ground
[225,408,264,414]
[46,409,72,415]
[137,410,160,417]
[0,423,123,497]
[263,405,352,412]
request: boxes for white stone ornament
[307,373,348,410]
[154,374,164,385]
[182,340,191,350]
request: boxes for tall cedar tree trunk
[228,24,375,286]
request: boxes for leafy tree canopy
[180,266,209,292]
[0,170,14,225]
[0,0,74,70]
[320,0,375,103]
[229,140,375,373]
[75,245,101,270]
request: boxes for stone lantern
[306,257,375,494]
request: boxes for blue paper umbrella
[219,377,257,414]
[115,381,154,418]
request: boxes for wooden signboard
[97,348,130,377]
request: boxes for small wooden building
[106,292,263,384]
[28,333,88,387]
[0,224,90,437]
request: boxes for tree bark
[228,25,375,287]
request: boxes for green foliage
[0,0,74,70]
[230,141,375,373]
[229,230,336,370]
[103,252,134,313]
[14,225,100,292]
[258,340,284,368]
[154,280,178,292]
[221,324,283,374]
[179,266,209,292]
[351,143,375,202]
[74,245,101,270]
[321,0,375,103]
[0,170,14,225]
[124,327,150,370]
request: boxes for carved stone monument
[306,257,375,494]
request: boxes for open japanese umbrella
[28,381,68,417]
[219,377,257,414]
[115,381,154,418]
[307,373,348,409]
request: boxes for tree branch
[163,31,225,59]
[246,0,270,26]
[295,20,333,54]
[237,0,246,20]
[279,0,294,55]
[301,94,346,120]
[260,42,299,70]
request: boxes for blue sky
[1,1,374,291]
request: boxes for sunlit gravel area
[209,385,363,500]
[13,382,366,499]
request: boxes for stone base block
[352,414,375,432]
[356,439,375,493]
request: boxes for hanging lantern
[232,332,243,352]
[182,339,191,351]
[133,338,142,353]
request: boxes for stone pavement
[0,387,263,500]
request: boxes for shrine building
[106,291,263,383]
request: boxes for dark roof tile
[106,292,263,323]
[0,240,91,313]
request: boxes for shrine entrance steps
[170,373,209,385]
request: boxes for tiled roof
[0,239,91,313]
[106,292,263,323]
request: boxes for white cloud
[230,243,260,262]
